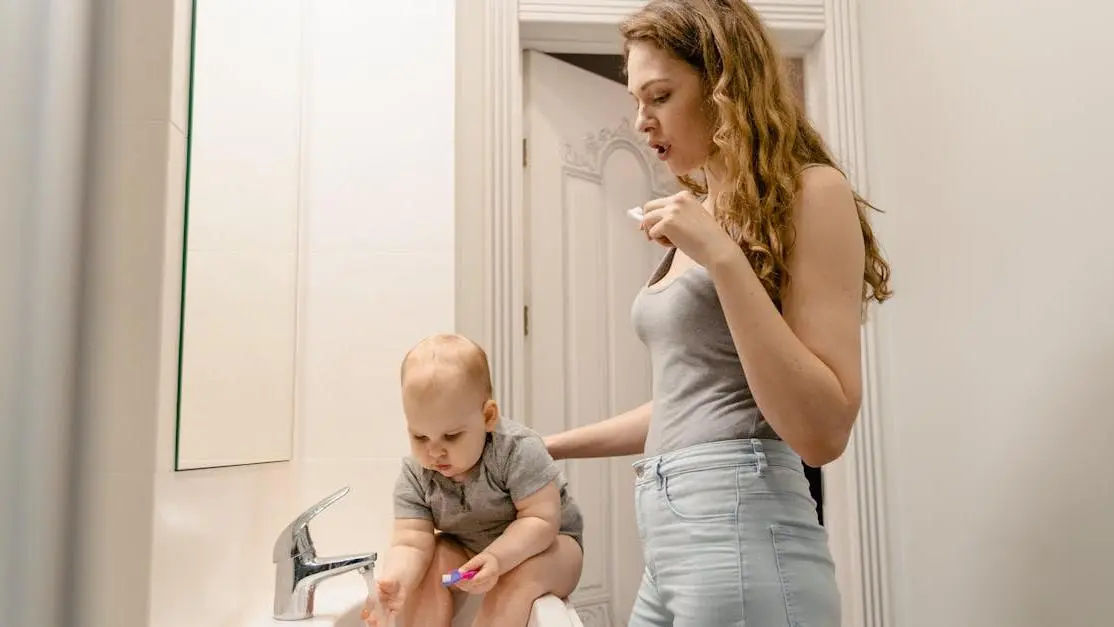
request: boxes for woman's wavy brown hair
[620,0,891,309]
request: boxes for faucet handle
[273,485,350,563]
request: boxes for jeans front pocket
[662,465,739,521]
[770,521,841,627]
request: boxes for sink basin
[245,574,584,626]
[242,576,368,627]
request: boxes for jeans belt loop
[752,438,768,477]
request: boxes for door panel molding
[557,117,675,197]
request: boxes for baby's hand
[454,552,500,595]
[361,578,404,626]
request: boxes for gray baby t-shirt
[393,418,584,555]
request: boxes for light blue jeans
[629,438,840,626]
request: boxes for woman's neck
[703,163,727,214]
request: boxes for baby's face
[403,387,496,481]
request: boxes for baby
[363,333,584,627]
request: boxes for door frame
[454,2,890,626]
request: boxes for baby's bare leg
[472,535,583,627]
[400,536,471,627]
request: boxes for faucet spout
[299,553,376,588]
[272,486,379,621]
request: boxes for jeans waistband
[632,438,803,485]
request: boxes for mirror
[175,0,303,469]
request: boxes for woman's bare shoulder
[797,163,851,194]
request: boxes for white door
[522,50,677,627]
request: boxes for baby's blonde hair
[400,333,494,402]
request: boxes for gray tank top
[631,247,778,456]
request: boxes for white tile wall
[299,251,453,461]
[148,462,295,627]
[301,0,455,256]
[296,458,402,555]
[286,1,457,608]
[76,0,457,625]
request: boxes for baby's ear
[482,399,500,431]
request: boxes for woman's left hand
[640,191,740,268]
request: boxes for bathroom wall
[859,1,1114,625]
[74,1,455,626]
[77,1,1114,626]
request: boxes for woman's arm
[706,166,865,467]
[544,401,652,460]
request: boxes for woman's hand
[453,552,501,595]
[640,191,740,268]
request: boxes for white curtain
[0,1,94,624]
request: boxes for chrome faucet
[273,486,377,620]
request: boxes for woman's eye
[652,93,670,105]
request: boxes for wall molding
[454,1,890,625]
[520,0,824,29]
[814,2,891,625]
[520,0,653,23]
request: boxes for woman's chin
[663,156,703,178]
[666,162,690,177]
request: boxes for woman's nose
[635,107,653,134]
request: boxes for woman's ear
[482,399,500,431]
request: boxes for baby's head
[400,333,498,480]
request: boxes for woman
[543,1,892,625]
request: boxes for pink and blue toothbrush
[441,568,477,586]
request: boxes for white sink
[244,576,369,627]
[244,574,584,627]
